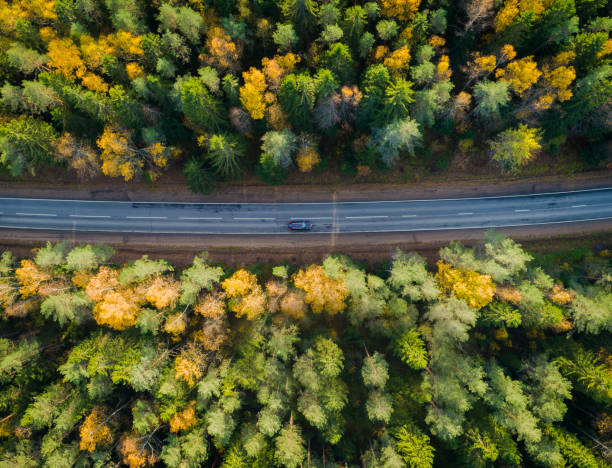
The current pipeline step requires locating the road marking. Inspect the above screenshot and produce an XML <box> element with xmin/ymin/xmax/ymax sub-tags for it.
<box><xmin>126</xmin><ymin>216</ymin><xmax>168</xmax><ymax>219</ymax></box>
<box><xmin>290</xmin><ymin>217</ymin><xmax>332</xmax><ymax>220</ymax></box>
<box><xmin>345</xmin><ymin>215</ymin><xmax>388</xmax><ymax>219</ymax></box>
<box><xmin>402</xmin><ymin>214</ymin><xmax>418</xmax><ymax>218</ymax></box>
<box><xmin>69</xmin><ymin>214</ymin><xmax>111</xmax><ymax>218</ymax></box>
<box><xmin>16</xmin><ymin>212</ymin><xmax>56</xmax><ymax>217</ymax></box>
<box><xmin>572</xmin><ymin>204</ymin><xmax>586</xmax><ymax>208</ymax></box>
<box><xmin>233</xmin><ymin>217</ymin><xmax>275</xmax><ymax>220</ymax></box>
<box><xmin>515</xmin><ymin>209</ymin><xmax>530</xmax><ymax>212</ymax></box>
<box><xmin>2</xmin><ymin>216</ymin><xmax>612</xmax><ymax>234</ymax></box>
<box><xmin>179</xmin><ymin>217</ymin><xmax>223</xmax><ymax>220</ymax></box>
<box><xmin>458</xmin><ymin>212</ymin><xmax>473</xmax><ymax>215</ymax></box>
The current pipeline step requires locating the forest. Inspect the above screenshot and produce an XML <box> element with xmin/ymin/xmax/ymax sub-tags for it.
<box><xmin>0</xmin><ymin>0</ymin><xmax>611</xmax><ymax>189</ymax></box>
<box><xmin>0</xmin><ymin>233</ymin><xmax>610</xmax><ymax>466</ymax></box>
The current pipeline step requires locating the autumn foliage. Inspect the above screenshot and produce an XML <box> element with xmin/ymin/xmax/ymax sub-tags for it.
<box><xmin>1</xmin><ymin>238</ymin><xmax>611</xmax><ymax>466</ymax></box>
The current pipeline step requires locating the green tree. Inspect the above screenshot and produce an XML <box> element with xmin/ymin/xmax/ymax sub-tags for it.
<box><xmin>388</xmin><ymin>251</ymin><xmax>439</xmax><ymax>302</ymax></box>
<box><xmin>280</xmin><ymin>0</ymin><xmax>318</xmax><ymax>38</ymax></box>
<box><xmin>489</xmin><ymin>125</ymin><xmax>542</xmax><ymax>174</ymax></box>
<box><xmin>362</xmin><ymin>352</ymin><xmax>389</xmax><ymax>388</ymax></box>
<box><xmin>274</xmin><ymin>421</ymin><xmax>306</xmax><ymax>468</ymax></box>
<box><xmin>0</xmin><ymin>116</ymin><xmax>58</xmax><ymax>176</ymax></box>
<box><xmin>377</xmin><ymin>20</ymin><xmax>399</xmax><ymax>40</ymax></box>
<box><xmin>343</xmin><ymin>6</ymin><xmax>368</xmax><ymax>48</ymax></box>
<box><xmin>183</xmin><ymin>158</ymin><xmax>214</xmax><ymax>194</ymax></box>
<box><xmin>395</xmin><ymin>425</ymin><xmax>435</xmax><ymax>468</ymax></box>
<box><xmin>320</xmin><ymin>42</ymin><xmax>357</xmax><ymax>83</ymax></box>
<box><xmin>381</xmin><ymin>78</ymin><xmax>414</xmax><ymax>125</ymax></box>
<box><xmin>158</xmin><ymin>3</ymin><xmax>204</xmax><ymax>44</ymax></box>
<box><xmin>180</xmin><ymin>254</ymin><xmax>224</xmax><ymax>305</ymax></box>
<box><xmin>279</xmin><ymin>73</ymin><xmax>317</xmax><ymax>132</ymax></box>
<box><xmin>273</xmin><ymin>24</ymin><xmax>299</xmax><ymax>52</ymax></box>
<box><xmin>371</xmin><ymin>117</ymin><xmax>423</xmax><ymax>166</ymax></box>
<box><xmin>320</xmin><ymin>24</ymin><xmax>343</xmax><ymax>44</ymax></box>
<box><xmin>394</xmin><ymin>329</ymin><xmax>428</xmax><ymax>370</ymax></box>
<box><xmin>180</xmin><ymin>77</ymin><xmax>226</xmax><ymax>133</ymax></box>
<box><xmin>260</xmin><ymin>129</ymin><xmax>297</xmax><ymax>170</ymax></box>
<box><xmin>65</xmin><ymin>245</ymin><xmax>114</xmax><ymax>271</ymax></box>
<box><xmin>205</xmin><ymin>134</ymin><xmax>245</xmax><ymax>179</ymax></box>
<box><xmin>357</xmin><ymin>64</ymin><xmax>392</xmax><ymax>129</ymax></box>
<box><xmin>473</xmin><ymin>80</ymin><xmax>511</xmax><ymax>119</ymax></box>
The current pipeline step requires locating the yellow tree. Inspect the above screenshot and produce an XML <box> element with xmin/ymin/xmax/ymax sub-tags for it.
<box><xmin>280</xmin><ymin>291</ymin><xmax>307</xmax><ymax>319</ymax></box>
<box><xmin>97</xmin><ymin>127</ymin><xmax>171</xmax><ymax>181</ymax></box>
<box><xmin>383</xmin><ymin>46</ymin><xmax>411</xmax><ymax>76</ymax></box>
<box><xmin>262</xmin><ymin>53</ymin><xmax>300</xmax><ymax>89</ymax></box>
<box><xmin>436</xmin><ymin>261</ymin><xmax>495</xmax><ymax>309</ymax></box>
<box><xmin>203</xmin><ymin>26</ymin><xmax>240</xmax><ymax>72</ymax></box>
<box><xmin>119</xmin><ymin>434</ymin><xmax>158</xmax><ymax>468</ymax></box>
<box><xmin>169</xmin><ymin>401</ymin><xmax>197</xmax><ymax>433</ymax></box>
<box><xmin>535</xmin><ymin>65</ymin><xmax>576</xmax><ymax>110</ymax></box>
<box><xmin>380</xmin><ymin>0</ymin><xmax>421</xmax><ymax>21</ymax></box>
<box><xmin>295</xmin><ymin>141</ymin><xmax>320</xmax><ymax>173</ymax></box>
<box><xmin>293</xmin><ymin>265</ymin><xmax>348</xmax><ymax>315</ymax></box>
<box><xmin>108</xmin><ymin>31</ymin><xmax>145</xmax><ymax>59</ymax></box>
<box><xmin>92</xmin><ymin>289</ymin><xmax>140</xmax><ymax>330</ymax></box>
<box><xmin>81</xmin><ymin>73</ymin><xmax>109</xmax><ymax>93</ymax></box>
<box><xmin>85</xmin><ymin>266</ymin><xmax>119</xmax><ymax>301</ymax></box>
<box><xmin>163</xmin><ymin>312</ymin><xmax>188</xmax><ymax>336</ymax></box>
<box><xmin>437</xmin><ymin>55</ymin><xmax>452</xmax><ymax>81</ymax></box>
<box><xmin>145</xmin><ymin>277</ymin><xmax>180</xmax><ymax>309</ymax></box>
<box><xmin>47</xmin><ymin>38</ymin><xmax>86</xmax><ymax>81</ymax></box>
<box><xmin>495</xmin><ymin>0</ymin><xmax>548</xmax><ymax>32</ymax></box>
<box><xmin>194</xmin><ymin>293</ymin><xmax>226</xmax><ymax>320</ymax></box>
<box><xmin>240</xmin><ymin>67</ymin><xmax>267</xmax><ymax>119</ymax></box>
<box><xmin>221</xmin><ymin>269</ymin><xmax>266</xmax><ymax>319</ymax></box>
<box><xmin>222</xmin><ymin>269</ymin><xmax>258</xmax><ymax>296</ymax></box>
<box><xmin>174</xmin><ymin>344</ymin><xmax>204</xmax><ymax>387</ymax></box>
<box><xmin>55</xmin><ymin>133</ymin><xmax>101</xmax><ymax>179</ymax></box>
<box><xmin>79</xmin><ymin>34</ymin><xmax>115</xmax><ymax>70</ymax></box>
<box><xmin>497</xmin><ymin>56</ymin><xmax>542</xmax><ymax>96</ymax></box>
<box><xmin>15</xmin><ymin>259</ymin><xmax>50</xmax><ymax>297</ymax></box>
<box><xmin>79</xmin><ymin>407</ymin><xmax>112</xmax><ymax>452</ymax></box>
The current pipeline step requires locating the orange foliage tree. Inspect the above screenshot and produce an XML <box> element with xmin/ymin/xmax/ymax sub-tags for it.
<box><xmin>293</xmin><ymin>265</ymin><xmax>348</xmax><ymax>314</ymax></box>
<box><xmin>79</xmin><ymin>407</ymin><xmax>112</xmax><ymax>452</ymax></box>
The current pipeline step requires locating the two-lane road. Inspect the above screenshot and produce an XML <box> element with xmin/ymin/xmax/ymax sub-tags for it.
<box><xmin>1</xmin><ymin>187</ymin><xmax>612</xmax><ymax>234</ymax></box>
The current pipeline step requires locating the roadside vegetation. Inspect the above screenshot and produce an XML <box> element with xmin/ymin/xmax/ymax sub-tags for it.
<box><xmin>0</xmin><ymin>0</ymin><xmax>611</xmax><ymax>191</ymax></box>
<box><xmin>0</xmin><ymin>233</ymin><xmax>610</xmax><ymax>466</ymax></box>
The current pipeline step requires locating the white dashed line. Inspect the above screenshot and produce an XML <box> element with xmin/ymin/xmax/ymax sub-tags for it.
<box><xmin>515</xmin><ymin>209</ymin><xmax>530</xmax><ymax>212</ymax></box>
<box><xmin>345</xmin><ymin>215</ymin><xmax>389</xmax><ymax>219</ymax></box>
<box><xmin>126</xmin><ymin>216</ymin><xmax>168</xmax><ymax>219</ymax></box>
<box><xmin>233</xmin><ymin>217</ymin><xmax>275</xmax><ymax>220</ymax></box>
<box><xmin>458</xmin><ymin>212</ymin><xmax>473</xmax><ymax>216</ymax></box>
<box><xmin>16</xmin><ymin>212</ymin><xmax>56</xmax><ymax>217</ymax></box>
<box><xmin>69</xmin><ymin>214</ymin><xmax>111</xmax><ymax>218</ymax></box>
<box><xmin>572</xmin><ymin>204</ymin><xmax>587</xmax><ymax>208</ymax></box>
<box><xmin>402</xmin><ymin>214</ymin><xmax>418</xmax><ymax>218</ymax></box>
<box><xmin>179</xmin><ymin>217</ymin><xmax>223</xmax><ymax>220</ymax></box>
<box><xmin>290</xmin><ymin>217</ymin><xmax>332</xmax><ymax>220</ymax></box>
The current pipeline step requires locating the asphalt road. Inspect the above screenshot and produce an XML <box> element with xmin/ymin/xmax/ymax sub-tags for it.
<box><xmin>0</xmin><ymin>188</ymin><xmax>611</xmax><ymax>235</ymax></box>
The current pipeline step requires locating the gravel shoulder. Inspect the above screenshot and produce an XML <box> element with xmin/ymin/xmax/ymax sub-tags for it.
<box><xmin>1</xmin><ymin>170</ymin><xmax>610</xmax><ymax>203</ymax></box>
<box><xmin>1</xmin><ymin>219</ymin><xmax>610</xmax><ymax>266</ymax></box>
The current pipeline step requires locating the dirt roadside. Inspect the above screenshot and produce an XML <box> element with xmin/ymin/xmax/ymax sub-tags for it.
<box><xmin>1</xmin><ymin>170</ymin><xmax>610</xmax><ymax>203</ymax></box>
<box><xmin>1</xmin><ymin>220</ymin><xmax>610</xmax><ymax>266</ymax></box>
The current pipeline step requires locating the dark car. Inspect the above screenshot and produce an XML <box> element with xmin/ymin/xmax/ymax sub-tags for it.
<box><xmin>288</xmin><ymin>220</ymin><xmax>313</xmax><ymax>231</ymax></box>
